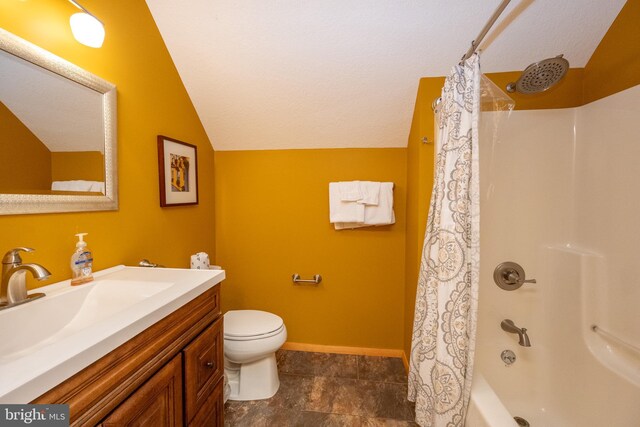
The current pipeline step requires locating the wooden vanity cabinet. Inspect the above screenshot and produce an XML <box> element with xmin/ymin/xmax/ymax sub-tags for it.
<box><xmin>34</xmin><ymin>286</ymin><xmax>224</xmax><ymax>427</ymax></box>
<box><xmin>183</xmin><ymin>319</ymin><xmax>224</xmax><ymax>424</ymax></box>
<box><xmin>188</xmin><ymin>380</ymin><xmax>224</xmax><ymax>427</ymax></box>
<box><xmin>100</xmin><ymin>353</ymin><xmax>184</xmax><ymax>427</ymax></box>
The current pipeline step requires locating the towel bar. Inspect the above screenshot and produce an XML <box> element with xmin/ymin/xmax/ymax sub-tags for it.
<box><xmin>292</xmin><ymin>273</ymin><xmax>322</xmax><ymax>285</ymax></box>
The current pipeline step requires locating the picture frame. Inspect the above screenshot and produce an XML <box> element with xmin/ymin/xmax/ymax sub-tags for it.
<box><xmin>157</xmin><ymin>135</ymin><xmax>199</xmax><ymax>207</ymax></box>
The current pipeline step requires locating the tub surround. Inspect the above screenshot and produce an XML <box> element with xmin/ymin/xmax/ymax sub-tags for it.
<box><xmin>476</xmin><ymin>85</ymin><xmax>640</xmax><ymax>425</ymax></box>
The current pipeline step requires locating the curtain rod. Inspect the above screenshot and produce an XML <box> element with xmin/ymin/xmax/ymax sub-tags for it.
<box><xmin>460</xmin><ymin>0</ymin><xmax>512</xmax><ymax>63</ymax></box>
<box><xmin>432</xmin><ymin>0</ymin><xmax>512</xmax><ymax>112</ymax></box>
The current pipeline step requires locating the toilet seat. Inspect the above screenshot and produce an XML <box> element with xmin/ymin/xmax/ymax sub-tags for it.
<box><xmin>225</xmin><ymin>324</ymin><xmax>285</xmax><ymax>341</ymax></box>
<box><xmin>224</xmin><ymin>310</ymin><xmax>284</xmax><ymax>341</ymax></box>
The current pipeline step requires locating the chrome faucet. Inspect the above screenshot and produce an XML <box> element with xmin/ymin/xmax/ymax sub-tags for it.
<box><xmin>501</xmin><ymin>319</ymin><xmax>531</xmax><ymax>347</ymax></box>
<box><xmin>1</xmin><ymin>247</ymin><xmax>51</xmax><ymax>309</ymax></box>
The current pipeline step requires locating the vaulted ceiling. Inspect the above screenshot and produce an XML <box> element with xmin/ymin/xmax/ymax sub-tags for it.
<box><xmin>146</xmin><ymin>0</ymin><xmax>626</xmax><ymax>151</ymax></box>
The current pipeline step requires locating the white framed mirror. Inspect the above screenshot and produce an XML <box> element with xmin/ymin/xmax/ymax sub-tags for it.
<box><xmin>0</xmin><ymin>27</ymin><xmax>117</xmax><ymax>215</ymax></box>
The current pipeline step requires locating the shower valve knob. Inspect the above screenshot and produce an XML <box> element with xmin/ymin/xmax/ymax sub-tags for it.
<box><xmin>494</xmin><ymin>262</ymin><xmax>536</xmax><ymax>291</ymax></box>
<box><xmin>506</xmin><ymin>272</ymin><xmax>536</xmax><ymax>285</ymax></box>
<box><xmin>501</xmin><ymin>350</ymin><xmax>516</xmax><ymax>366</ymax></box>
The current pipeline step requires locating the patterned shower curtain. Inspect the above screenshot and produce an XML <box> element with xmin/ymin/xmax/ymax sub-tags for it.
<box><xmin>408</xmin><ymin>54</ymin><xmax>481</xmax><ymax>427</ymax></box>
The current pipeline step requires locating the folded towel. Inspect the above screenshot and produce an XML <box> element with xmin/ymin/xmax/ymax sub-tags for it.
<box><xmin>334</xmin><ymin>210</ymin><xmax>396</xmax><ymax>230</ymax></box>
<box><xmin>364</xmin><ymin>182</ymin><xmax>393</xmax><ymax>224</ymax></box>
<box><xmin>333</xmin><ymin>182</ymin><xmax>394</xmax><ymax>229</ymax></box>
<box><xmin>356</xmin><ymin>181</ymin><xmax>381</xmax><ymax>205</ymax></box>
<box><xmin>52</xmin><ymin>180</ymin><xmax>105</xmax><ymax>193</ymax></box>
<box><xmin>329</xmin><ymin>182</ymin><xmax>365</xmax><ymax>223</ymax></box>
<box><xmin>337</xmin><ymin>181</ymin><xmax>362</xmax><ymax>202</ymax></box>
<box><xmin>88</xmin><ymin>181</ymin><xmax>105</xmax><ymax>193</ymax></box>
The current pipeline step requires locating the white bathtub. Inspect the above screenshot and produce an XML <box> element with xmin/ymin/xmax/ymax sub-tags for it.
<box><xmin>466</xmin><ymin>374</ymin><xmax>518</xmax><ymax>427</ymax></box>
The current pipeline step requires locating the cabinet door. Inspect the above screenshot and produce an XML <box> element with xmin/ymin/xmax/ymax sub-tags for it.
<box><xmin>101</xmin><ymin>353</ymin><xmax>183</xmax><ymax>427</ymax></box>
<box><xmin>188</xmin><ymin>378</ymin><xmax>223</xmax><ymax>427</ymax></box>
<box><xmin>183</xmin><ymin>317</ymin><xmax>223</xmax><ymax>423</ymax></box>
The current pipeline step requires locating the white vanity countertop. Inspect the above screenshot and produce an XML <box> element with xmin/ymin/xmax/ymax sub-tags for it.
<box><xmin>0</xmin><ymin>265</ymin><xmax>225</xmax><ymax>403</ymax></box>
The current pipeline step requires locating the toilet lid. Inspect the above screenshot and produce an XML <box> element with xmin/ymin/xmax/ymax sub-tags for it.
<box><xmin>224</xmin><ymin>310</ymin><xmax>284</xmax><ymax>338</ymax></box>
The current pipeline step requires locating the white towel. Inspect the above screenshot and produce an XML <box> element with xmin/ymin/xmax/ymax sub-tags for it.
<box><xmin>337</xmin><ymin>181</ymin><xmax>362</xmax><ymax>202</ymax></box>
<box><xmin>335</xmin><ymin>210</ymin><xmax>396</xmax><ymax>230</ymax></box>
<box><xmin>356</xmin><ymin>181</ymin><xmax>381</xmax><ymax>205</ymax></box>
<box><xmin>329</xmin><ymin>182</ymin><xmax>365</xmax><ymax>223</ymax></box>
<box><xmin>88</xmin><ymin>181</ymin><xmax>105</xmax><ymax>193</ymax></box>
<box><xmin>334</xmin><ymin>182</ymin><xmax>394</xmax><ymax>229</ymax></box>
<box><xmin>51</xmin><ymin>180</ymin><xmax>105</xmax><ymax>192</ymax></box>
<box><xmin>364</xmin><ymin>182</ymin><xmax>393</xmax><ymax>224</ymax></box>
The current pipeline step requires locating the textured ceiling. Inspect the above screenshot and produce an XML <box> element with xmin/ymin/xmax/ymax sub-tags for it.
<box><xmin>145</xmin><ymin>0</ymin><xmax>626</xmax><ymax>151</ymax></box>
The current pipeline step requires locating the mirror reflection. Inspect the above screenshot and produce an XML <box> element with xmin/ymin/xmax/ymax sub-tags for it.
<box><xmin>0</xmin><ymin>27</ymin><xmax>117</xmax><ymax>215</ymax></box>
<box><xmin>0</xmin><ymin>49</ymin><xmax>105</xmax><ymax>195</ymax></box>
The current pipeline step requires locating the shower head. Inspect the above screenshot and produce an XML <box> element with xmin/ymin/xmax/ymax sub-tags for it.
<box><xmin>506</xmin><ymin>55</ymin><xmax>569</xmax><ymax>94</ymax></box>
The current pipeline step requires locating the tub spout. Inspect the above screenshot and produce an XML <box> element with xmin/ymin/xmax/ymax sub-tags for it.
<box><xmin>518</xmin><ymin>328</ymin><xmax>531</xmax><ymax>347</ymax></box>
<box><xmin>501</xmin><ymin>319</ymin><xmax>531</xmax><ymax>347</ymax></box>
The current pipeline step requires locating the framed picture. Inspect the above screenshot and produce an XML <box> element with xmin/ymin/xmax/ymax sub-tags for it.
<box><xmin>157</xmin><ymin>135</ymin><xmax>199</xmax><ymax>207</ymax></box>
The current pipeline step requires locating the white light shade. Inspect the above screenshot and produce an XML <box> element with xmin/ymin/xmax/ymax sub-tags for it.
<box><xmin>70</xmin><ymin>12</ymin><xmax>105</xmax><ymax>48</ymax></box>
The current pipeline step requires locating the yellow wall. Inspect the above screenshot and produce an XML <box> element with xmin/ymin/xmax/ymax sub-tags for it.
<box><xmin>0</xmin><ymin>0</ymin><xmax>214</xmax><ymax>288</ymax></box>
<box><xmin>583</xmin><ymin>0</ymin><xmax>640</xmax><ymax>103</ymax></box>
<box><xmin>51</xmin><ymin>151</ymin><xmax>105</xmax><ymax>182</ymax></box>
<box><xmin>403</xmin><ymin>77</ymin><xmax>443</xmax><ymax>357</ymax></box>
<box><xmin>0</xmin><ymin>101</ymin><xmax>51</xmax><ymax>192</ymax></box>
<box><xmin>486</xmin><ymin>69</ymin><xmax>584</xmax><ymax>110</ymax></box>
<box><xmin>215</xmin><ymin>149</ymin><xmax>406</xmax><ymax>349</ymax></box>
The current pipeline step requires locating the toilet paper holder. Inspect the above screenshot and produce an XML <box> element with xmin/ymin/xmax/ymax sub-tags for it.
<box><xmin>292</xmin><ymin>273</ymin><xmax>322</xmax><ymax>285</ymax></box>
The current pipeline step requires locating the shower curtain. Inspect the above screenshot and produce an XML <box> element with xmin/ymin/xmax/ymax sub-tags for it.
<box><xmin>408</xmin><ymin>54</ymin><xmax>480</xmax><ymax>427</ymax></box>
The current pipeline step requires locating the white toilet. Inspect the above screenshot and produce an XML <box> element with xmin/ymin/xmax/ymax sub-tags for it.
<box><xmin>223</xmin><ymin>310</ymin><xmax>287</xmax><ymax>401</ymax></box>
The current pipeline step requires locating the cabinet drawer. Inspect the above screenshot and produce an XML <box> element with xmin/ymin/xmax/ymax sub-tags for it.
<box><xmin>101</xmin><ymin>353</ymin><xmax>183</xmax><ymax>427</ymax></box>
<box><xmin>188</xmin><ymin>377</ymin><xmax>224</xmax><ymax>427</ymax></box>
<box><xmin>183</xmin><ymin>317</ymin><xmax>223</xmax><ymax>423</ymax></box>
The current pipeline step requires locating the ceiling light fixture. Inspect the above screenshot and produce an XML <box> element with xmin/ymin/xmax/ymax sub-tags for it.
<box><xmin>68</xmin><ymin>0</ymin><xmax>104</xmax><ymax>48</ymax></box>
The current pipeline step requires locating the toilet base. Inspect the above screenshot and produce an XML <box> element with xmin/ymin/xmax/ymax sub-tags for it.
<box><xmin>225</xmin><ymin>354</ymin><xmax>280</xmax><ymax>401</ymax></box>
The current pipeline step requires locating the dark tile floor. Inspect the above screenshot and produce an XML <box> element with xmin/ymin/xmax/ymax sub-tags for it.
<box><xmin>224</xmin><ymin>350</ymin><xmax>417</xmax><ymax>426</ymax></box>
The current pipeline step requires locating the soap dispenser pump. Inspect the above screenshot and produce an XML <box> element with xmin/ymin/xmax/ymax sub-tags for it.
<box><xmin>70</xmin><ymin>232</ymin><xmax>94</xmax><ymax>286</ymax></box>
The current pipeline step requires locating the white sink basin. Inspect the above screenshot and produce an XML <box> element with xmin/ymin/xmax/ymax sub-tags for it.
<box><xmin>0</xmin><ymin>265</ymin><xmax>225</xmax><ymax>403</ymax></box>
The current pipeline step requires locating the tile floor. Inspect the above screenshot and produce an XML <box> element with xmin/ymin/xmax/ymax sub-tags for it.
<box><xmin>224</xmin><ymin>350</ymin><xmax>417</xmax><ymax>426</ymax></box>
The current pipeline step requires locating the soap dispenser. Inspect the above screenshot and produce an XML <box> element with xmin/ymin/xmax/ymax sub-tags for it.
<box><xmin>71</xmin><ymin>232</ymin><xmax>94</xmax><ymax>285</ymax></box>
